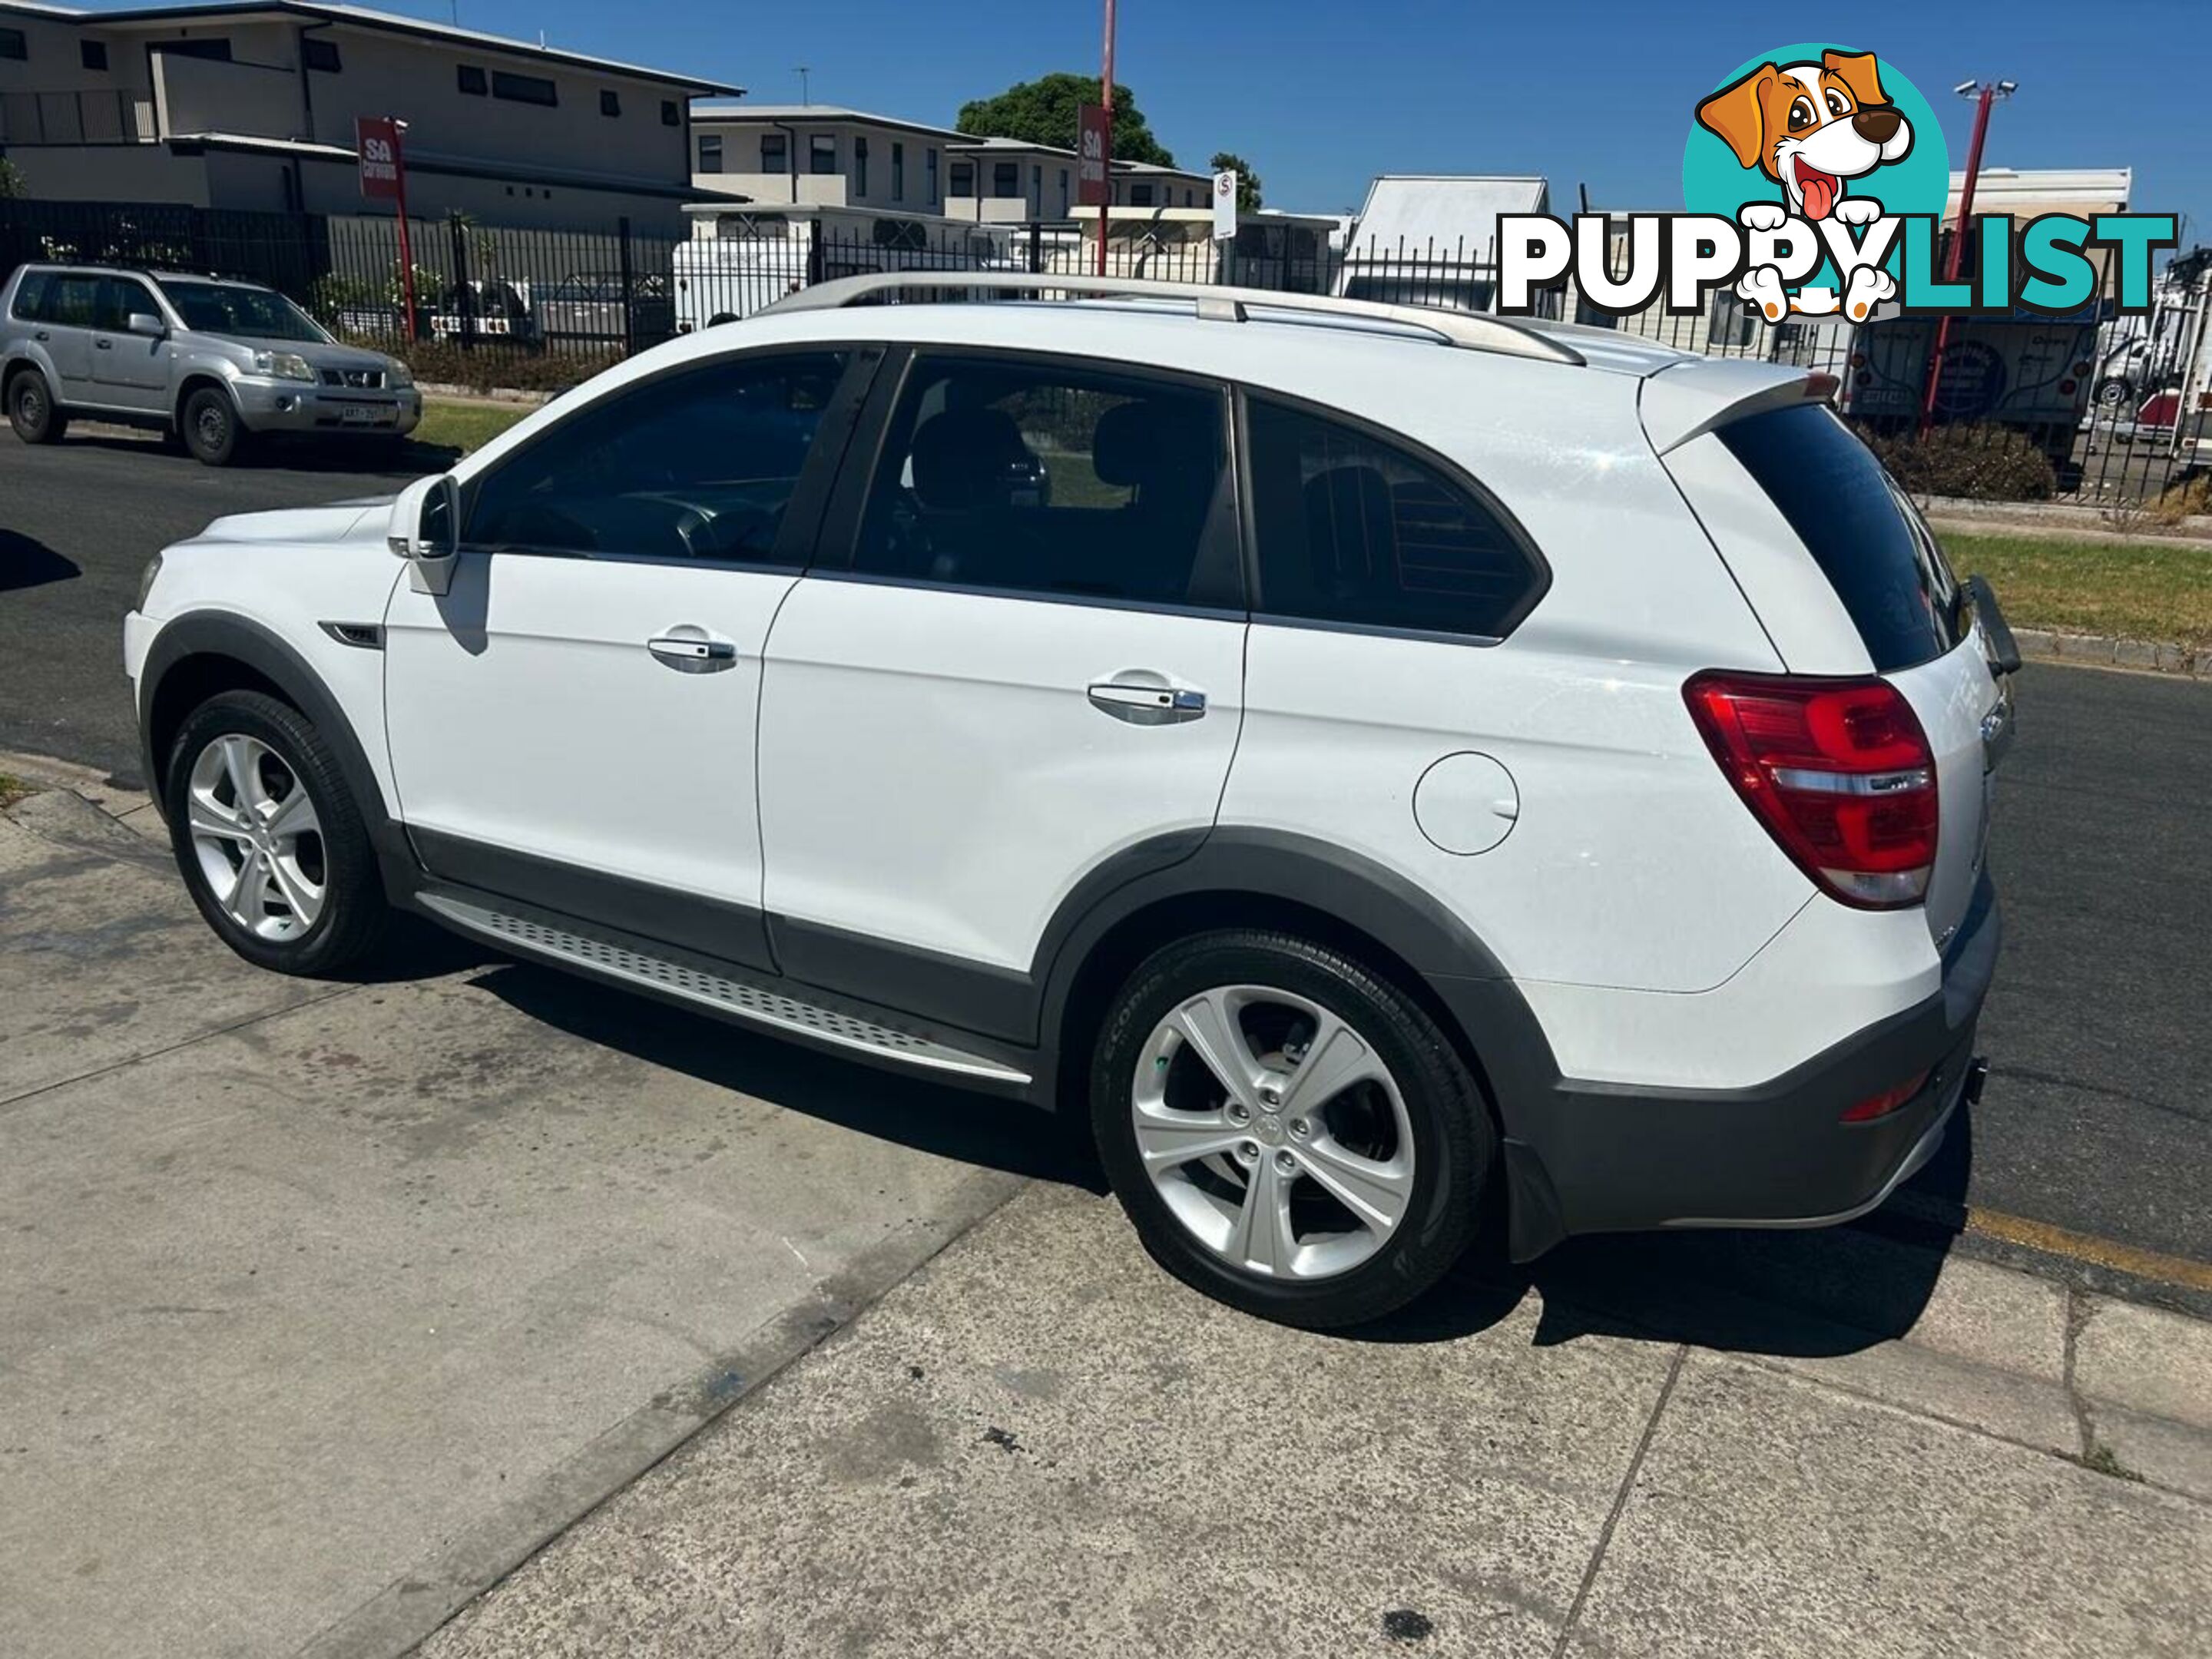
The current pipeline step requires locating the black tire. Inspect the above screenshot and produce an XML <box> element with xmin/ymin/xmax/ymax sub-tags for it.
<box><xmin>180</xmin><ymin>385</ymin><xmax>245</xmax><ymax>466</ymax></box>
<box><xmin>1091</xmin><ymin>929</ymin><xmax>1495</xmax><ymax>1330</ymax></box>
<box><xmin>2094</xmin><ymin>376</ymin><xmax>2133</xmax><ymax>410</ymax></box>
<box><xmin>163</xmin><ymin>690</ymin><xmax>387</xmax><ymax>975</ymax></box>
<box><xmin>7</xmin><ymin>368</ymin><xmax>66</xmax><ymax>445</ymax></box>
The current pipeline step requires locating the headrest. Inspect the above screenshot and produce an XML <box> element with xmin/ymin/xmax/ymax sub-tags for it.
<box><xmin>1095</xmin><ymin>399</ymin><xmax>1218</xmax><ymax>488</ymax></box>
<box><xmin>909</xmin><ymin>407</ymin><xmax>1029</xmax><ymax>511</ymax></box>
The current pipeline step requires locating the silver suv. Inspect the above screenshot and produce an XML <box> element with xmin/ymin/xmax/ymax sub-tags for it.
<box><xmin>2</xmin><ymin>264</ymin><xmax>421</xmax><ymax>465</ymax></box>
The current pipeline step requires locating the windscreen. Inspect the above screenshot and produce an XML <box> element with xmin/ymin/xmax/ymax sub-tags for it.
<box><xmin>1718</xmin><ymin>404</ymin><xmax>1964</xmax><ymax>672</ymax></box>
<box><xmin>158</xmin><ymin>280</ymin><xmax>331</xmax><ymax>343</ymax></box>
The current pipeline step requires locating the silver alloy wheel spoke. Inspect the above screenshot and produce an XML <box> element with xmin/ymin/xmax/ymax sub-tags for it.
<box><xmin>1171</xmin><ymin>988</ymin><xmax>1267</xmax><ymax>1114</ymax></box>
<box><xmin>1224</xmin><ymin>1151</ymin><xmax>1300</xmax><ymax>1276</ymax></box>
<box><xmin>1131</xmin><ymin>1102</ymin><xmax>1248</xmax><ymax>1171</ymax></box>
<box><xmin>187</xmin><ymin>733</ymin><xmax>325</xmax><ymax>941</ymax></box>
<box><xmin>227</xmin><ymin>844</ymin><xmax>270</xmax><ymax>929</ymax></box>
<box><xmin>262</xmin><ymin>782</ymin><xmax>317</xmax><ymax>840</ymax></box>
<box><xmin>1293</xmin><ymin>1134</ymin><xmax>1412</xmax><ymax>1232</ymax></box>
<box><xmin>187</xmin><ymin>790</ymin><xmax>247</xmax><ymax>843</ymax></box>
<box><xmin>1276</xmin><ymin>1009</ymin><xmax>1384</xmax><ymax>1119</ymax></box>
<box><xmin>1131</xmin><ymin>982</ymin><xmax>1417</xmax><ymax>1283</ymax></box>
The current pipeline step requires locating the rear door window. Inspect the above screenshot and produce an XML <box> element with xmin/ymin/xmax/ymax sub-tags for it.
<box><xmin>1244</xmin><ymin>396</ymin><xmax>1545</xmax><ymax>639</ymax></box>
<box><xmin>849</xmin><ymin>352</ymin><xmax>1236</xmax><ymax>608</ymax></box>
<box><xmin>41</xmin><ymin>273</ymin><xmax>101</xmax><ymax>329</ymax></box>
<box><xmin>1717</xmin><ymin>404</ymin><xmax>1963</xmax><ymax>672</ymax></box>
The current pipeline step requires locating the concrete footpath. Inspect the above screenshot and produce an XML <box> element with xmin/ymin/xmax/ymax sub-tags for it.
<box><xmin>3</xmin><ymin>760</ymin><xmax>2210</xmax><ymax>1658</ymax></box>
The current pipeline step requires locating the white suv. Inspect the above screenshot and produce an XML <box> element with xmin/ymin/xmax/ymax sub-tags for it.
<box><xmin>124</xmin><ymin>274</ymin><xmax>2014</xmax><ymax>1329</ymax></box>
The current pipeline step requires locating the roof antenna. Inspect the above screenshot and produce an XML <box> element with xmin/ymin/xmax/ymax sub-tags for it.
<box><xmin>794</xmin><ymin>65</ymin><xmax>811</xmax><ymax>104</ymax></box>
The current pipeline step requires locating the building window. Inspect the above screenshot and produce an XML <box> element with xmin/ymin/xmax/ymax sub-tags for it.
<box><xmin>992</xmin><ymin>160</ymin><xmax>1018</xmax><ymax>198</ymax></box>
<box><xmin>159</xmin><ymin>38</ymin><xmax>232</xmax><ymax>61</ymax></box>
<box><xmin>492</xmin><ymin>70</ymin><xmax>558</xmax><ymax>107</ymax></box>
<box><xmin>809</xmin><ymin>134</ymin><xmax>836</xmax><ymax>174</ymax></box>
<box><xmin>301</xmin><ymin>37</ymin><xmax>341</xmax><ymax>72</ymax></box>
<box><xmin>0</xmin><ymin>27</ymin><xmax>25</xmax><ymax>61</ymax></box>
<box><xmin>926</xmin><ymin>147</ymin><xmax>938</xmax><ymax>204</ymax></box>
<box><xmin>697</xmin><ymin>134</ymin><xmax>723</xmax><ymax>173</ymax></box>
<box><xmin>854</xmin><ymin>135</ymin><xmax>868</xmax><ymax>195</ymax></box>
<box><xmin>661</xmin><ymin>99</ymin><xmax>679</xmax><ymax>127</ymax></box>
<box><xmin>891</xmin><ymin>141</ymin><xmax>904</xmax><ymax>203</ymax></box>
<box><xmin>81</xmin><ymin>39</ymin><xmax>109</xmax><ymax>71</ymax></box>
<box><xmin>1058</xmin><ymin>168</ymin><xmax>1069</xmax><ymax>216</ymax></box>
<box><xmin>1129</xmin><ymin>183</ymin><xmax>1154</xmax><ymax>206</ymax></box>
<box><xmin>1031</xmin><ymin>164</ymin><xmax>1041</xmax><ymax>209</ymax></box>
<box><xmin>761</xmin><ymin>131</ymin><xmax>787</xmax><ymax>173</ymax></box>
<box><xmin>949</xmin><ymin>159</ymin><xmax>973</xmax><ymax>197</ymax></box>
<box><xmin>599</xmin><ymin>89</ymin><xmax>621</xmax><ymax>117</ymax></box>
<box><xmin>457</xmin><ymin>64</ymin><xmax>488</xmax><ymax>95</ymax></box>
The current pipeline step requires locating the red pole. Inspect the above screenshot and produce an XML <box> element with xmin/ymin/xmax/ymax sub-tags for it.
<box><xmin>1096</xmin><ymin>0</ymin><xmax>1117</xmax><ymax>276</ymax></box>
<box><xmin>1919</xmin><ymin>84</ymin><xmax>1995</xmax><ymax>435</ymax></box>
<box><xmin>392</xmin><ymin>122</ymin><xmax>418</xmax><ymax>345</ymax></box>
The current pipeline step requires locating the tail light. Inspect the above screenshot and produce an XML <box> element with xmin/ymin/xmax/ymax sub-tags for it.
<box><xmin>1684</xmin><ymin>672</ymin><xmax>1939</xmax><ymax>909</ymax></box>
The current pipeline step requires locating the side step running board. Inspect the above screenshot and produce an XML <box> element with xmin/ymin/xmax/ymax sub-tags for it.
<box><xmin>419</xmin><ymin>892</ymin><xmax>1032</xmax><ymax>1088</ymax></box>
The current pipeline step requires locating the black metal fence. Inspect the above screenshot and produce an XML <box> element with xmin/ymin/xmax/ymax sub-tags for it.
<box><xmin>4</xmin><ymin>197</ymin><xmax>2204</xmax><ymax>509</ymax></box>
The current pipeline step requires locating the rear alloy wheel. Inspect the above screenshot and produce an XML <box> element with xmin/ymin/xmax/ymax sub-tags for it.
<box><xmin>181</xmin><ymin>386</ymin><xmax>244</xmax><ymax>466</ymax></box>
<box><xmin>1092</xmin><ymin>930</ymin><xmax>1494</xmax><ymax>1328</ymax></box>
<box><xmin>8</xmin><ymin>369</ymin><xmax>66</xmax><ymax>444</ymax></box>
<box><xmin>165</xmin><ymin>691</ymin><xmax>386</xmax><ymax>974</ymax></box>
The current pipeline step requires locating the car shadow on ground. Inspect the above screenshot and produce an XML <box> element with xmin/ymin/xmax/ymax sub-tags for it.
<box><xmin>0</xmin><ymin>531</ymin><xmax>79</xmax><ymax>593</ymax></box>
<box><xmin>450</xmin><ymin>949</ymin><xmax>1968</xmax><ymax>1359</ymax></box>
<box><xmin>470</xmin><ymin>959</ymin><xmax>1108</xmax><ymax>1190</ymax></box>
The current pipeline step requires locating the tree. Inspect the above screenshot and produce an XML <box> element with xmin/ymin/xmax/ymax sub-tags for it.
<box><xmin>1210</xmin><ymin>152</ymin><xmax>1263</xmax><ymax>213</ymax></box>
<box><xmin>957</xmin><ymin>74</ymin><xmax>1176</xmax><ymax>168</ymax></box>
<box><xmin>0</xmin><ymin>157</ymin><xmax>27</xmax><ymax>200</ymax></box>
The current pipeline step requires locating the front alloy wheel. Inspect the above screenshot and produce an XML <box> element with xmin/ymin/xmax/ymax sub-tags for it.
<box><xmin>185</xmin><ymin>733</ymin><xmax>327</xmax><ymax>939</ymax></box>
<box><xmin>164</xmin><ymin>690</ymin><xmax>386</xmax><ymax>974</ymax></box>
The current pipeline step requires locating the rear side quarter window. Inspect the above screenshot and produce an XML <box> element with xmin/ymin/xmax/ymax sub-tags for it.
<box><xmin>1716</xmin><ymin>404</ymin><xmax>1963</xmax><ymax>672</ymax></box>
<box><xmin>11</xmin><ymin>271</ymin><xmax>51</xmax><ymax>322</ymax></box>
<box><xmin>1243</xmin><ymin>396</ymin><xmax>1547</xmax><ymax>641</ymax></box>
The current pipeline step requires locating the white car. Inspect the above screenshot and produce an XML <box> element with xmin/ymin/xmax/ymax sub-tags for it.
<box><xmin>124</xmin><ymin>273</ymin><xmax>2015</xmax><ymax>1329</ymax></box>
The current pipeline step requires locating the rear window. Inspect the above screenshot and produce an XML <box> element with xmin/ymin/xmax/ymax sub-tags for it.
<box><xmin>1718</xmin><ymin>404</ymin><xmax>1962</xmax><ymax>672</ymax></box>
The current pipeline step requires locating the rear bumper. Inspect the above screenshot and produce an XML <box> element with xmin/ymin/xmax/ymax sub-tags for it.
<box><xmin>1441</xmin><ymin>873</ymin><xmax>2000</xmax><ymax>1260</ymax></box>
<box><xmin>231</xmin><ymin>378</ymin><xmax>421</xmax><ymax>436</ymax></box>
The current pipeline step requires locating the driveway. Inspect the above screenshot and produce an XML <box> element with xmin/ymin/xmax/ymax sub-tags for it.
<box><xmin>5</xmin><ymin>778</ymin><xmax>2210</xmax><ymax>1659</ymax></box>
<box><xmin>0</xmin><ymin>786</ymin><xmax>1049</xmax><ymax>1657</ymax></box>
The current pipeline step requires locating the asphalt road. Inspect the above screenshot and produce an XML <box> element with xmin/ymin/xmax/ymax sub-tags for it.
<box><xmin>2</xmin><ymin>431</ymin><xmax>2207</xmax><ymax>1280</ymax></box>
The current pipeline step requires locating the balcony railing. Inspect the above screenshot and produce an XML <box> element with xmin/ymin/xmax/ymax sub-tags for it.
<box><xmin>0</xmin><ymin>89</ymin><xmax>157</xmax><ymax>147</ymax></box>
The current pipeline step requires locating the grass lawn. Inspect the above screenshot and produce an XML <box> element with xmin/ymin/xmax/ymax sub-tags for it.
<box><xmin>1939</xmin><ymin>531</ymin><xmax>2212</xmax><ymax>647</ymax></box>
<box><xmin>413</xmin><ymin>398</ymin><xmax>532</xmax><ymax>457</ymax></box>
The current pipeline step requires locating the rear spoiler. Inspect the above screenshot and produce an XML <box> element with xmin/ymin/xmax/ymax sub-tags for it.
<box><xmin>1641</xmin><ymin>358</ymin><xmax>1839</xmax><ymax>455</ymax></box>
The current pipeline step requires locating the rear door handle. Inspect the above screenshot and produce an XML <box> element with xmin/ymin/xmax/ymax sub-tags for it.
<box><xmin>647</xmin><ymin>628</ymin><xmax>738</xmax><ymax>673</ymax></box>
<box><xmin>1087</xmin><ymin>680</ymin><xmax>1206</xmax><ymax>724</ymax></box>
<box><xmin>94</xmin><ymin>337</ymin><xmax>113</xmax><ymax>349</ymax></box>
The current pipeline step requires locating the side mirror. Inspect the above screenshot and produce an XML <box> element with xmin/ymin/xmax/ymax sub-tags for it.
<box><xmin>127</xmin><ymin>312</ymin><xmax>167</xmax><ymax>339</ymax></box>
<box><xmin>387</xmin><ymin>473</ymin><xmax>459</xmax><ymax>595</ymax></box>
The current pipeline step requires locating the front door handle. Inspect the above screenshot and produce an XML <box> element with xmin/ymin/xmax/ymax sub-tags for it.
<box><xmin>1087</xmin><ymin>679</ymin><xmax>1206</xmax><ymax>725</ymax></box>
<box><xmin>94</xmin><ymin>337</ymin><xmax>113</xmax><ymax>349</ymax></box>
<box><xmin>647</xmin><ymin>627</ymin><xmax>738</xmax><ymax>673</ymax></box>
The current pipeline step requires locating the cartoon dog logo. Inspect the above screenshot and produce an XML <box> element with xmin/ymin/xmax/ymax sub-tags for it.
<box><xmin>1696</xmin><ymin>49</ymin><xmax>1914</xmax><ymax>320</ymax></box>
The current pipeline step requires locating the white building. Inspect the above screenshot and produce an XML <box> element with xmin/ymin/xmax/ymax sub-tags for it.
<box><xmin>0</xmin><ymin>0</ymin><xmax>736</xmax><ymax>229</ymax></box>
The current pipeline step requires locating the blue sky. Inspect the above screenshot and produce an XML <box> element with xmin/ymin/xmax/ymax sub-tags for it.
<box><xmin>103</xmin><ymin>0</ymin><xmax>2212</xmax><ymax>241</ymax></box>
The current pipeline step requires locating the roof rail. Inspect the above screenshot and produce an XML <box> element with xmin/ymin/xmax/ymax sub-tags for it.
<box><xmin>762</xmin><ymin>271</ymin><xmax>1586</xmax><ymax>367</ymax></box>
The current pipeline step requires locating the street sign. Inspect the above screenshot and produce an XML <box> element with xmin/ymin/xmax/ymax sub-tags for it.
<box><xmin>1077</xmin><ymin>103</ymin><xmax>1111</xmax><ymax>207</ymax></box>
<box><xmin>356</xmin><ymin>115</ymin><xmax>404</xmax><ymax>202</ymax></box>
<box><xmin>1213</xmin><ymin>170</ymin><xmax>1239</xmax><ymax>240</ymax></box>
